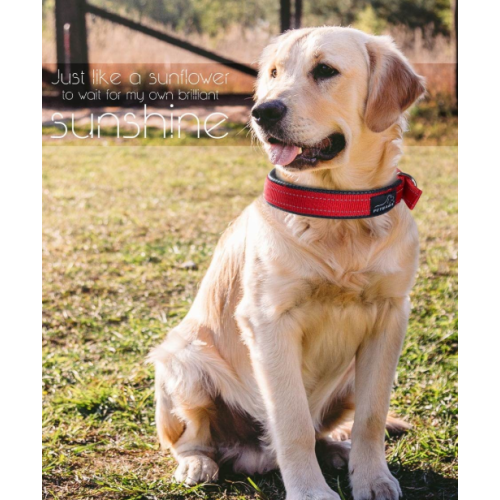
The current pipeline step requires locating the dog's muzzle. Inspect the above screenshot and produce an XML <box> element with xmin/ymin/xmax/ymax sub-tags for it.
<box><xmin>252</xmin><ymin>100</ymin><xmax>287</xmax><ymax>130</ymax></box>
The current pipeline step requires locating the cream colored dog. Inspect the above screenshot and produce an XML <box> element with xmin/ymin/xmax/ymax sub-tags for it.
<box><xmin>150</xmin><ymin>27</ymin><xmax>425</xmax><ymax>500</ymax></box>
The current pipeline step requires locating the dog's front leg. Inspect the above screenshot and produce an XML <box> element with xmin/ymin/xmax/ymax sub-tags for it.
<box><xmin>349</xmin><ymin>298</ymin><xmax>409</xmax><ymax>500</ymax></box>
<box><xmin>237</xmin><ymin>308</ymin><xmax>340</xmax><ymax>500</ymax></box>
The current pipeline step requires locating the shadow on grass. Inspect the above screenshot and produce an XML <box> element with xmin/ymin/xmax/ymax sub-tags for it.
<box><xmin>395</xmin><ymin>468</ymin><xmax>458</xmax><ymax>500</ymax></box>
<box><xmin>209</xmin><ymin>463</ymin><xmax>458</xmax><ymax>500</ymax></box>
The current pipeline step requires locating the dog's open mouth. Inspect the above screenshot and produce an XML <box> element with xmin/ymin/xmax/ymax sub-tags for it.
<box><xmin>266</xmin><ymin>133</ymin><xmax>346</xmax><ymax>169</ymax></box>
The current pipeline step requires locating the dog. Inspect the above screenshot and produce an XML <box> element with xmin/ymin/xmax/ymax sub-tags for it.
<box><xmin>149</xmin><ymin>27</ymin><xmax>425</xmax><ymax>500</ymax></box>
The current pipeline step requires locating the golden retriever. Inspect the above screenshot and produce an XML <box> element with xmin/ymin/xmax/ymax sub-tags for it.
<box><xmin>150</xmin><ymin>27</ymin><xmax>425</xmax><ymax>500</ymax></box>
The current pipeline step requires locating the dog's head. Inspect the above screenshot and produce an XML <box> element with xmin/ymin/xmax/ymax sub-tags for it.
<box><xmin>251</xmin><ymin>27</ymin><xmax>425</xmax><ymax>171</ymax></box>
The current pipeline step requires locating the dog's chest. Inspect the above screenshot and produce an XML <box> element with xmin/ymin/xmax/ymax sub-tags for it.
<box><xmin>295</xmin><ymin>272</ymin><xmax>390</xmax><ymax>393</ymax></box>
<box><xmin>294</xmin><ymin>221</ymin><xmax>398</xmax><ymax>291</ymax></box>
<box><xmin>275</xmin><ymin>222</ymin><xmax>402</xmax><ymax>377</ymax></box>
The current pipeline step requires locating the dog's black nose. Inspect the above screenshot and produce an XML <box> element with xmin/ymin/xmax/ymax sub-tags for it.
<box><xmin>252</xmin><ymin>100</ymin><xmax>287</xmax><ymax>127</ymax></box>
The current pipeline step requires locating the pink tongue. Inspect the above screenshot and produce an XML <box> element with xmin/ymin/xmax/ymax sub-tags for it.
<box><xmin>268</xmin><ymin>144</ymin><xmax>300</xmax><ymax>166</ymax></box>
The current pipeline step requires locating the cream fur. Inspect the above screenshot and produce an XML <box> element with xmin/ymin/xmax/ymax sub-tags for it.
<box><xmin>150</xmin><ymin>27</ymin><xmax>424</xmax><ymax>500</ymax></box>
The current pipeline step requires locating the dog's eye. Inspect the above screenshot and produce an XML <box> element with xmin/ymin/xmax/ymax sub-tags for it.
<box><xmin>313</xmin><ymin>64</ymin><xmax>340</xmax><ymax>80</ymax></box>
<box><xmin>270</xmin><ymin>68</ymin><xmax>277</xmax><ymax>78</ymax></box>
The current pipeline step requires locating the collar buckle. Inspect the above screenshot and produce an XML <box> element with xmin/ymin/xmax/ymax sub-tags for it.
<box><xmin>397</xmin><ymin>171</ymin><xmax>418</xmax><ymax>188</ymax></box>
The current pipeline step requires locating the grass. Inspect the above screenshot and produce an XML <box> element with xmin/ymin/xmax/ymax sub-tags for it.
<box><xmin>42</xmin><ymin>115</ymin><xmax>457</xmax><ymax>499</ymax></box>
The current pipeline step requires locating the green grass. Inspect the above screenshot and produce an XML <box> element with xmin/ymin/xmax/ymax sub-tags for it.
<box><xmin>43</xmin><ymin>125</ymin><xmax>457</xmax><ymax>498</ymax></box>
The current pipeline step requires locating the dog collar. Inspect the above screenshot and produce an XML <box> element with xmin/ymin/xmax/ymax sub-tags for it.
<box><xmin>263</xmin><ymin>168</ymin><xmax>422</xmax><ymax>219</ymax></box>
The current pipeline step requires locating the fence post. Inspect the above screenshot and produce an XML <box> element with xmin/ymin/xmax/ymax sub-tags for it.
<box><xmin>55</xmin><ymin>0</ymin><xmax>89</xmax><ymax>91</ymax></box>
<box><xmin>280</xmin><ymin>0</ymin><xmax>291</xmax><ymax>32</ymax></box>
<box><xmin>454</xmin><ymin>0</ymin><xmax>458</xmax><ymax>104</ymax></box>
<box><xmin>294</xmin><ymin>0</ymin><xmax>302</xmax><ymax>28</ymax></box>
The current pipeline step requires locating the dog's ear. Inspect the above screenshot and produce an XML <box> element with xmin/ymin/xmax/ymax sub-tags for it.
<box><xmin>365</xmin><ymin>37</ymin><xmax>425</xmax><ymax>133</ymax></box>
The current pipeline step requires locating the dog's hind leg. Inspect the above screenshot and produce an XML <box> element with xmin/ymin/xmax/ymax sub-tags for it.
<box><xmin>154</xmin><ymin>374</ymin><xmax>185</xmax><ymax>451</ymax></box>
<box><xmin>151</xmin><ymin>331</ymin><xmax>219</xmax><ymax>486</ymax></box>
<box><xmin>317</xmin><ymin>415</ymin><xmax>409</xmax><ymax>471</ymax></box>
<box><xmin>169</xmin><ymin>404</ymin><xmax>219</xmax><ymax>486</ymax></box>
<box><xmin>317</xmin><ymin>391</ymin><xmax>355</xmax><ymax>470</ymax></box>
<box><xmin>316</xmin><ymin>437</ymin><xmax>352</xmax><ymax>470</ymax></box>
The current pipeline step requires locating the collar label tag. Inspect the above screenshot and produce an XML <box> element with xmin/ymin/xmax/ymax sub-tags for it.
<box><xmin>370</xmin><ymin>189</ymin><xmax>397</xmax><ymax>216</ymax></box>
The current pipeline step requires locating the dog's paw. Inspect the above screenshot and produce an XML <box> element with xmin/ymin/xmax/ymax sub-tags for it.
<box><xmin>317</xmin><ymin>438</ymin><xmax>351</xmax><ymax>469</ymax></box>
<box><xmin>351</xmin><ymin>466</ymin><xmax>401</xmax><ymax>500</ymax></box>
<box><xmin>174</xmin><ymin>454</ymin><xmax>219</xmax><ymax>486</ymax></box>
<box><xmin>286</xmin><ymin>487</ymin><xmax>341</xmax><ymax>500</ymax></box>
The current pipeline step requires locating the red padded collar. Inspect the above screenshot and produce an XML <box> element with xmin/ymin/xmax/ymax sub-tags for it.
<box><xmin>263</xmin><ymin>169</ymin><xmax>422</xmax><ymax>219</ymax></box>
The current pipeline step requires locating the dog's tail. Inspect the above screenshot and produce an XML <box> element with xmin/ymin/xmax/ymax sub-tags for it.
<box><xmin>330</xmin><ymin>414</ymin><xmax>411</xmax><ymax>441</ymax></box>
<box><xmin>385</xmin><ymin>414</ymin><xmax>412</xmax><ymax>436</ymax></box>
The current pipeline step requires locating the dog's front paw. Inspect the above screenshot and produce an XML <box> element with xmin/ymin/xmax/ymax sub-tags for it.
<box><xmin>286</xmin><ymin>487</ymin><xmax>341</xmax><ymax>500</ymax></box>
<box><xmin>351</xmin><ymin>465</ymin><xmax>401</xmax><ymax>500</ymax></box>
<box><xmin>174</xmin><ymin>454</ymin><xmax>219</xmax><ymax>486</ymax></box>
